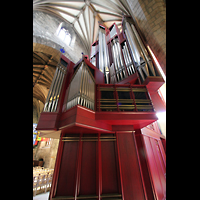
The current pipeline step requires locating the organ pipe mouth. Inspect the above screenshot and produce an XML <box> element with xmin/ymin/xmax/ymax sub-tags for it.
<box><xmin>99</xmin><ymin>25</ymin><xmax>105</xmax><ymax>30</ymax></box>
<box><xmin>140</xmin><ymin>57</ymin><xmax>145</xmax><ymax>65</ymax></box>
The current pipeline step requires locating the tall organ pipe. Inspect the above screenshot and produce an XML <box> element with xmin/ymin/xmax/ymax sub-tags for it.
<box><xmin>103</xmin><ymin>32</ymin><xmax>108</xmax><ymax>70</ymax></box>
<box><xmin>125</xmin><ymin>23</ymin><xmax>141</xmax><ymax>67</ymax></box>
<box><xmin>98</xmin><ymin>30</ymin><xmax>104</xmax><ymax>73</ymax></box>
<box><xmin>47</xmin><ymin>68</ymin><xmax>61</xmax><ymax>112</ymax></box>
<box><xmin>113</xmin><ymin>41</ymin><xmax>123</xmax><ymax>80</ymax></box>
<box><xmin>125</xmin><ymin>22</ymin><xmax>149</xmax><ymax>81</ymax></box>
<box><xmin>52</xmin><ymin>68</ymin><xmax>65</xmax><ymax>112</ymax></box>
<box><xmin>43</xmin><ymin>63</ymin><xmax>66</xmax><ymax>112</ymax></box>
<box><xmin>116</xmin><ymin>41</ymin><xmax>127</xmax><ymax>78</ymax></box>
<box><xmin>111</xmin><ymin>41</ymin><xmax>120</xmax><ymax>81</ymax></box>
<box><xmin>98</xmin><ymin>27</ymin><xmax>110</xmax><ymax>84</ymax></box>
<box><xmin>43</xmin><ymin>67</ymin><xmax>58</xmax><ymax>112</ymax></box>
<box><xmin>103</xmin><ymin>33</ymin><xmax>110</xmax><ymax>84</ymax></box>
<box><xmin>124</xmin><ymin>42</ymin><xmax>135</xmax><ymax>74</ymax></box>
<box><xmin>66</xmin><ymin>62</ymin><xmax>95</xmax><ymax>111</ymax></box>
<box><xmin>130</xmin><ymin>24</ymin><xmax>156</xmax><ymax>76</ymax></box>
<box><xmin>122</xmin><ymin>48</ymin><xmax>131</xmax><ymax>75</ymax></box>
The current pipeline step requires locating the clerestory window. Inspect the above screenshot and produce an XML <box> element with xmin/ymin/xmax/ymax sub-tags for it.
<box><xmin>56</xmin><ymin>24</ymin><xmax>71</xmax><ymax>46</ymax></box>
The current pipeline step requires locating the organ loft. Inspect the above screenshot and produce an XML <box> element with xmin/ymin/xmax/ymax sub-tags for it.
<box><xmin>34</xmin><ymin>1</ymin><xmax>166</xmax><ymax>200</ymax></box>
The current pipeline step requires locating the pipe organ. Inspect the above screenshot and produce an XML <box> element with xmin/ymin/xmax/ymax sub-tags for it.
<box><xmin>90</xmin><ymin>17</ymin><xmax>161</xmax><ymax>84</ymax></box>
<box><xmin>98</xmin><ymin>25</ymin><xmax>110</xmax><ymax>84</ymax></box>
<box><xmin>122</xmin><ymin>17</ymin><xmax>158</xmax><ymax>82</ymax></box>
<box><xmin>66</xmin><ymin>61</ymin><xmax>95</xmax><ymax>111</ymax></box>
<box><xmin>121</xmin><ymin>41</ymin><xmax>135</xmax><ymax>76</ymax></box>
<box><xmin>111</xmin><ymin>39</ymin><xmax>122</xmax><ymax>81</ymax></box>
<box><xmin>37</xmin><ymin>16</ymin><xmax>166</xmax><ymax>200</ymax></box>
<box><xmin>43</xmin><ymin>59</ymin><xmax>67</xmax><ymax>112</ymax></box>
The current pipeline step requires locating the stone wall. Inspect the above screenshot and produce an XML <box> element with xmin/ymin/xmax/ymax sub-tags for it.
<box><xmin>34</xmin><ymin>139</ymin><xmax>59</xmax><ymax>169</ymax></box>
<box><xmin>33</xmin><ymin>10</ymin><xmax>87</xmax><ymax>63</ymax></box>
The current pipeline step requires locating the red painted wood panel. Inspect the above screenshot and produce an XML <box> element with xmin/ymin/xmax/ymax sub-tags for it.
<box><xmin>160</xmin><ymin>138</ymin><xmax>166</xmax><ymax>153</ymax></box>
<box><xmin>76</xmin><ymin>106</ymin><xmax>95</xmax><ymax>119</ymax></box>
<box><xmin>157</xmin><ymin>139</ymin><xmax>166</xmax><ymax>168</ymax></box>
<box><xmin>96</xmin><ymin>134</ymin><xmax>102</xmax><ymax>197</ymax></box>
<box><xmin>149</xmin><ymin>138</ymin><xmax>166</xmax><ymax>196</ymax></box>
<box><xmin>79</xmin><ymin>141</ymin><xmax>96</xmax><ymax>195</ymax></box>
<box><xmin>101</xmin><ymin>141</ymin><xmax>119</xmax><ymax>194</ymax></box>
<box><xmin>147</xmin><ymin>90</ymin><xmax>166</xmax><ymax>113</ymax></box>
<box><xmin>37</xmin><ymin>113</ymin><xmax>58</xmax><ymax>130</ymax></box>
<box><xmin>143</xmin><ymin>136</ymin><xmax>166</xmax><ymax>200</ymax></box>
<box><xmin>112</xmin><ymin>125</ymin><xmax>134</xmax><ymax>131</ymax></box>
<box><xmin>76</xmin><ymin>114</ymin><xmax>113</xmax><ymax>132</ymax></box>
<box><xmin>117</xmin><ymin>132</ymin><xmax>145</xmax><ymax>200</ymax></box>
<box><xmin>56</xmin><ymin>141</ymin><xmax>79</xmax><ymax>196</ymax></box>
<box><xmin>135</xmin><ymin>134</ymin><xmax>155</xmax><ymax>200</ymax></box>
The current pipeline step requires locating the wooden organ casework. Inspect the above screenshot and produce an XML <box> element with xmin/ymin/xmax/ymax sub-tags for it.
<box><xmin>37</xmin><ymin>15</ymin><xmax>166</xmax><ymax>200</ymax></box>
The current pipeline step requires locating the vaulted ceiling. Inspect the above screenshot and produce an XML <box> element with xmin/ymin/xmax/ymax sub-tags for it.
<box><xmin>33</xmin><ymin>43</ymin><xmax>61</xmax><ymax>104</ymax></box>
<box><xmin>33</xmin><ymin>0</ymin><xmax>130</xmax><ymax>55</ymax></box>
<box><xmin>33</xmin><ymin>51</ymin><xmax>57</xmax><ymax>89</ymax></box>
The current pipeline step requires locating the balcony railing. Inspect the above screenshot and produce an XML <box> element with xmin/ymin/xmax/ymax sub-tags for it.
<box><xmin>96</xmin><ymin>84</ymin><xmax>154</xmax><ymax>112</ymax></box>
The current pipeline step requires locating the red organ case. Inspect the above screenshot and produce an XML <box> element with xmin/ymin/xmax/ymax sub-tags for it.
<box><xmin>37</xmin><ymin>15</ymin><xmax>166</xmax><ymax>200</ymax></box>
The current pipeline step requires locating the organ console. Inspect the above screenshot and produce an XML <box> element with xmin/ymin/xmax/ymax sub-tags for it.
<box><xmin>36</xmin><ymin>15</ymin><xmax>166</xmax><ymax>200</ymax></box>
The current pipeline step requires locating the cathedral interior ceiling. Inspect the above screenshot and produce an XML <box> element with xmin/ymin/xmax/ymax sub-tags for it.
<box><xmin>33</xmin><ymin>0</ymin><xmax>130</xmax><ymax>55</ymax></box>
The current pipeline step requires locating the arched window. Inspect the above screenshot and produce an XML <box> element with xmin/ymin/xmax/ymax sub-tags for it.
<box><xmin>56</xmin><ymin>24</ymin><xmax>71</xmax><ymax>46</ymax></box>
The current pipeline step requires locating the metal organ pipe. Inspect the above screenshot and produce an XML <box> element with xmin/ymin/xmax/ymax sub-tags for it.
<box><xmin>98</xmin><ymin>30</ymin><xmax>104</xmax><ymax>73</ymax></box>
<box><xmin>123</xmin><ymin>46</ymin><xmax>131</xmax><ymax>75</ymax></box>
<box><xmin>43</xmin><ymin>67</ymin><xmax>58</xmax><ymax>112</ymax></box>
<box><xmin>47</xmin><ymin>68</ymin><xmax>61</xmax><ymax>111</ymax></box>
<box><xmin>111</xmin><ymin>38</ymin><xmax>129</xmax><ymax>81</ymax></box>
<box><xmin>113</xmin><ymin>40</ymin><xmax>122</xmax><ymax>80</ymax></box>
<box><xmin>123</xmin><ymin>19</ymin><xmax>159</xmax><ymax>82</ymax></box>
<box><xmin>110</xmin><ymin>63</ymin><xmax>116</xmax><ymax>84</ymax></box>
<box><xmin>51</xmin><ymin>70</ymin><xmax>63</xmax><ymax>111</ymax></box>
<box><xmin>116</xmin><ymin>43</ymin><xmax>124</xmax><ymax>80</ymax></box>
<box><xmin>130</xmin><ymin>24</ymin><xmax>156</xmax><ymax>76</ymax></box>
<box><xmin>125</xmin><ymin>24</ymin><xmax>141</xmax><ymax>66</ymax></box>
<box><xmin>123</xmin><ymin>41</ymin><xmax>135</xmax><ymax>75</ymax></box>
<box><xmin>111</xmin><ymin>41</ymin><xmax>120</xmax><ymax>81</ymax></box>
<box><xmin>91</xmin><ymin>20</ymin><xmax>159</xmax><ymax>84</ymax></box>
<box><xmin>116</xmin><ymin>41</ymin><xmax>127</xmax><ymax>78</ymax></box>
<box><xmin>122</xmin><ymin>48</ymin><xmax>130</xmax><ymax>75</ymax></box>
<box><xmin>125</xmin><ymin>28</ymin><xmax>146</xmax><ymax>82</ymax></box>
<box><xmin>98</xmin><ymin>27</ymin><xmax>110</xmax><ymax>84</ymax></box>
<box><xmin>103</xmin><ymin>33</ymin><xmax>110</xmax><ymax>84</ymax></box>
<box><xmin>103</xmin><ymin>31</ymin><xmax>108</xmax><ymax>70</ymax></box>
<box><xmin>43</xmin><ymin>63</ymin><xmax>67</xmax><ymax>112</ymax></box>
<box><xmin>125</xmin><ymin>23</ymin><xmax>149</xmax><ymax>82</ymax></box>
<box><xmin>66</xmin><ymin>62</ymin><xmax>95</xmax><ymax>111</ymax></box>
